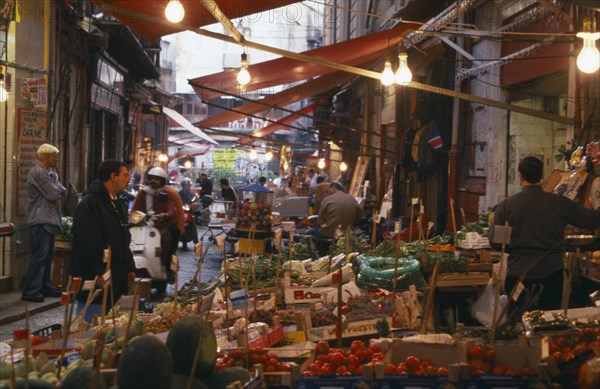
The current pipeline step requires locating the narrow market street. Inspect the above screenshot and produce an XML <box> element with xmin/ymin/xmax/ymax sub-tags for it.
<box><xmin>0</xmin><ymin>227</ymin><xmax>224</xmax><ymax>342</ymax></box>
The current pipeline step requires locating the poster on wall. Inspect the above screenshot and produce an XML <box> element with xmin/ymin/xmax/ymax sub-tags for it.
<box><xmin>21</xmin><ymin>78</ymin><xmax>48</xmax><ymax>109</ymax></box>
<box><xmin>17</xmin><ymin>108</ymin><xmax>47</xmax><ymax>216</ymax></box>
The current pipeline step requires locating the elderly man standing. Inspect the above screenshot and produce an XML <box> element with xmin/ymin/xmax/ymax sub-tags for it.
<box><xmin>22</xmin><ymin>144</ymin><xmax>66</xmax><ymax>303</ymax></box>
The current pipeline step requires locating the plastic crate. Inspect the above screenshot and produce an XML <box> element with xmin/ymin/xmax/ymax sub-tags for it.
<box><xmin>32</xmin><ymin>323</ymin><xmax>63</xmax><ymax>340</ymax></box>
<box><xmin>463</xmin><ymin>376</ymin><xmax>549</xmax><ymax>389</ymax></box>
<box><xmin>375</xmin><ymin>376</ymin><xmax>451</xmax><ymax>389</ymax></box>
<box><xmin>295</xmin><ymin>376</ymin><xmax>371</xmax><ymax>389</ymax></box>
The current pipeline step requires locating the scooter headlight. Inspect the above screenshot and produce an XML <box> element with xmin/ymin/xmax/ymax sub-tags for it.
<box><xmin>130</xmin><ymin>211</ymin><xmax>146</xmax><ymax>225</ymax></box>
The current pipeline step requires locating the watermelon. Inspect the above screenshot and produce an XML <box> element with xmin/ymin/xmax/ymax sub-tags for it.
<box><xmin>117</xmin><ymin>335</ymin><xmax>173</xmax><ymax>389</ymax></box>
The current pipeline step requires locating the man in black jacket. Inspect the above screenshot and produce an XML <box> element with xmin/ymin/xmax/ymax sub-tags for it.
<box><xmin>492</xmin><ymin>156</ymin><xmax>600</xmax><ymax>310</ymax></box>
<box><xmin>70</xmin><ymin>160</ymin><xmax>136</xmax><ymax>322</ymax></box>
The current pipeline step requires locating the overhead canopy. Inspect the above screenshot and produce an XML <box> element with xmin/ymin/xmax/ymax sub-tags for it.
<box><xmin>189</xmin><ymin>25</ymin><xmax>413</xmax><ymax>101</ymax></box>
<box><xmin>163</xmin><ymin>106</ymin><xmax>218</xmax><ymax>145</ymax></box>
<box><xmin>236</xmin><ymin>104</ymin><xmax>315</xmax><ymax>146</ymax></box>
<box><xmin>92</xmin><ymin>0</ymin><xmax>302</xmax><ymax>43</ymax></box>
<box><xmin>193</xmin><ymin>71</ymin><xmax>355</xmax><ymax>128</ymax></box>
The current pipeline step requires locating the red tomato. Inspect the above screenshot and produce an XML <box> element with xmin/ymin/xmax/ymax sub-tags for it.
<box><xmin>347</xmin><ymin>364</ymin><xmax>358</xmax><ymax>374</ymax></box>
<box><xmin>350</xmin><ymin>340</ymin><xmax>365</xmax><ymax>353</ymax></box>
<box><xmin>308</xmin><ymin>363</ymin><xmax>320</xmax><ymax>373</ymax></box>
<box><xmin>369</xmin><ymin>344</ymin><xmax>381</xmax><ymax>354</ymax></box>
<box><xmin>492</xmin><ymin>364</ymin><xmax>507</xmax><ymax>375</ymax></box>
<box><xmin>553</xmin><ymin>336</ymin><xmax>566</xmax><ymax>348</ymax></box>
<box><xmin>319</xmin><ymin>363</ymin><xmax>334</xmax><ymax>375</ymax></box>
<box><xmin>229</xmin><ymin>349</ymin><xmax>244</xmax><ymax>361</ymax></box>
<box><xmin>267</xmin><ymin>358</ymin><xmax>279</xmax><ymax>366</ymax></box>
<box><xmin>575</xmin><ymin>344</ymin><xmax>588</xmax><ymax>356</ymax></box>
<box><xmin>405</xmin><ymin>356</ymin><xmax>421</xmax><ymax>373</ymax></box>
<box><xmin>468</xmin><ymin>345</ymin><xmax>486</xmax><ymax>360</ymax></box>
<box><xmin>421</xmin><ymin>358</ymin><xmax>433</xmax><ymax>368</ymax></box>
<box><xmin>302</xmin><ymin>370</ymin><xmax>315</xmax><ymax>376</ymax></box>
<box><xmin>471</xmin><ymin>369</ymin><xmax>485</xmax><ymax>376</ymax></box>
<box><xmin>328</xmin><ymin>352</ymin><xmax>346</xmax><ymax>367</ymax></box>
<box><xmin>384</xmin><ymin>364</ymin><xmax>397</xmax><ymax>375</ymax></box>
<box><xmin>346</xmin><ymin>354</ymin><xmax>360</xmax><ymax>366</ymax></box>
<box><xmin>371</xmin><ymin>352</ymin><xmax>385</xmax><ymax>362</ymax></box>
<box><xmin>250</xmin><ymin>353</ymin><xmax>262</xmax><ymax>364</ymax></box>
<box><xmin>336</xmin><ymin>365</ymin><xmax>349</xmax><ymax>375</ymax></box>
<box><xmin>355</xmin><ymin>349</ymin><xmax>370</xmax><ymax>363</ymax></box>
<box><xmin>484</xmin><ymin>349</ymin><xmax>496</xmax><ymax>362</ymax></box>
<box><xmin>265</xmin><ymin>364</ymin><xmax>276</xmax><ymax>372</ymax></box>
<box><xmin>316</xmin><ymin>340</ymin><xmax>330</xmax><ymax>355</ymax></box>
<box><xmin>424</xmin><ymin>366</ymin><xmax>437</xmax><ymax>376</ymax></box>
<box><xmin>396</xmin><ymin>363</ymin><xmax>406</xmax><ymax>375</ymax></box>
<box><xmin>437</xmin><ymin>367</ymin><xmax>448</xmax><ymax>376</ymax></box>
<box><xmin>355</xmin><ymin>365</ymin><xmax>363</xmax><ymax>374</ymax></box>
<box><xmin>518</xmin><ymin>365</ymin><xmax>536</xmax><ymax>376</ymax></box>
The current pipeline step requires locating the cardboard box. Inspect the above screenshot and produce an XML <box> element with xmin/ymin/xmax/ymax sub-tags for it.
<box><xmin>284</xmin><ymin>286</ymin><xmax>335</xmax><ymax>304</ymax></box>
<box><xmin>306</xmin><ymin>318</ymin><xmax>393</xmax><ymax>342</ymax></box>
<box><xmin>390</xmin><ymin>336</ymin><xmax>472</xmax><ymax>368</ymax></box>
<box><xmin>493</xmin><ymin>336</ymin><xmax>549</xmax><ymax>374</ymax></box>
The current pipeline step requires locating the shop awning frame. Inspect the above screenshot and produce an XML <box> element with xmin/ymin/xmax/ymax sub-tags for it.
<box><xmin>92</xmin><ymin>0</ymin><xmax>302</xmax><ymax>43</ymax></box>
<box><xmin>163</xmin><ymin>106</ymin><xmax>219</xmax><ymax>145</ymax></box>
<box><xmin>97</xmin><ymin>2</ymin><xmax>574</xmax><ymax>125</ymax></box>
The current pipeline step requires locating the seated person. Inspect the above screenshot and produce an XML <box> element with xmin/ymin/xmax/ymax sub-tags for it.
<box><xmin>313</xmin><ymin>182</ymin><xmax>364</xmax><ymax>239</ymax></box>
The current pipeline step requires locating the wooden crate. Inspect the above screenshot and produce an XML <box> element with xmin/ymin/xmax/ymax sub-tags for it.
<box><xmin>436</xmin><ymin>271</ymin><xmax>490</xmax><ymax>287</ymax></box>
<box><xmin>128</xmin><ymin>278</ymin><xmax>152</xmax><ymax>300</ymax></box>
<box><xmin>52</xmin><ymin>239</ymin><xmax>71</xmax><ymax>288</ymax></box>
<box><xmin>238</xmin><ymin>238</ymin><xmax>266</xmax><ymax>254</ymax></box>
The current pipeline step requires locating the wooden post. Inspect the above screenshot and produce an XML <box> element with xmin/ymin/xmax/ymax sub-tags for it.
<box><xmin>562</xmin><ymin>250</ymin><xmax>577</xmax><ymax>315</ymax></box>
<box><xmin>489</xmin><ymin>221</ymin><xmax>510</xmax><ymax>344</ymax></box>
<box><xmin>450</xmin><ymin>198</ymin><xmax>457</xmax><ymax>246</ymax></box>
<box><xmin>421</xmin><ymin>262</ymin><xmax>440</xmax><ymax>334</ymax></box>
<box><xmin>100</xmin><ymin>248</ymin><xmax>112</xmax><ymax>324</ymax></box>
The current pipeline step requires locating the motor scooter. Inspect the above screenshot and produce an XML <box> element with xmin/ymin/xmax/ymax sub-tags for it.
<box><xmin>129</xmin><ymin>211</ymin><xmax>168</xmax><ymax>294</ymax></box>
<box><xmin>180</xmin><ymin>202</ymin><xmax>199</xmax><ymax>251</ymax></box>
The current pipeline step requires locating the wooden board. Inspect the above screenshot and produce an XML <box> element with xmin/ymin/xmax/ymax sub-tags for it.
<box><xmin>349</xmin><ymin>156</ymin><xmax>369</xmax><ymax>198</ymax></box>
<box><xmin>436</xmin><ymin>272</ymin><xmax>490</xmax><ymax>287</ymax></box>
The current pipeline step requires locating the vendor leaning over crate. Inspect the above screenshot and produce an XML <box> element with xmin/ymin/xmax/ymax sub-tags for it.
<box><xmin>490</xmin><ymin>156</ymin><xmax>600</xmax><ymax>311</ymax></box>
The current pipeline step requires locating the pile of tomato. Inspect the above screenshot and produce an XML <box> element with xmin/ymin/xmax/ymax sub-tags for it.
<box><xmin>216</xmin><ymin>346</ymin><xmax>294</xmax><ymax>372</ymax></box>
<box><xmin>467</xmin><ymin>345</ymin><xmax>535</xmax><ymax>376</ymax></box>
<box><xmin>549</xmin><ymin>327</ymin><xmax>600</xmax><ymax>364</ymax></box>
<box><xmin>382</xmin><ymin>356</ymin><xmax>448</xmax><ymax>376</ymax></box>
<box><xmin>302</xmin><ymin>340</ymin><xmax>386</xmax><ymax>376</ymax></box>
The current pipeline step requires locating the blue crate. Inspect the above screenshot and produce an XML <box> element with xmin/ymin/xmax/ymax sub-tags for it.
<box><xmin>463</xmin><ymin>376</ymin><xmax>549</xmax><ymax>389</ymax></box>
<box><xmin>295</xmin><ymin>376</ymin><xmax>371</xmax><ymax>389</ymax></box>
<box><xmin>375</xmin><ymin>375</ymin><xmax>451</xmax><ymax>389</ymax></box>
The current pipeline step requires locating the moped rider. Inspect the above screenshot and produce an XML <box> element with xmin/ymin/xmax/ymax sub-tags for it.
<box><xmin>131</xmin><ymin>167</ymin><xmax>184</xmax><ymax>282</ymax></box>
<box><xmin>178</xmin><ymin>178</ymin><xmax>199</xmax><ymax>246</ymax></box>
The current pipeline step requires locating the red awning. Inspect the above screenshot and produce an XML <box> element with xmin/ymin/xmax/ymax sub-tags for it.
<box><xmin>236</xmin><ymin>104</ymin><xmax>315</xmax><ymax>146</ymax></box>
<box><xmin>189</xmin><ymin>24</ymin><xmax>414</xmax><ymax>101</ymax></box>
<box><xmin>93</xmin><ymin>0</ymin><xmax>301</xmax><ymax>43</ymax></box>
<box><xmin>193</xmin><ymin>70</ymin><xmax>354</xmax><ymax>128</ymax></box>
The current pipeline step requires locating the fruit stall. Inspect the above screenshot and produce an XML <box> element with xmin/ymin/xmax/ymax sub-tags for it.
<box><xmin>2</xmin><ymin>197</ymin><xmax>600</xmax><ymax>388</ymax></box>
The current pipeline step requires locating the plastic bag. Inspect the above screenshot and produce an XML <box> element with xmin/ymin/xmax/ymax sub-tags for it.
<box><xmin>471</xmin><ymin>278</ymin><xmax>507</xmax><ymax>327</ymax></box>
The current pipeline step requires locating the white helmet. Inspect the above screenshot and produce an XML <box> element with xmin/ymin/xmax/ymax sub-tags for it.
<box><xmin>147</xmin><ymin>167</ymin><xmax>168</xmax><ymax>180</ymax></box>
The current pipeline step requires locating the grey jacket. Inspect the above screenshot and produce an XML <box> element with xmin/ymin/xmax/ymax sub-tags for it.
<box><xmin>26</xmin><ymin>160</ymin><xmax>66</xmax><ymax>228</ymax></box>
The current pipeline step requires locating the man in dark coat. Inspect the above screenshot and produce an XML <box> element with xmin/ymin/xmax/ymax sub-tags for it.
<box><xmin>70</xmin><ymin>160</ymin><xmax>136</xmax><ymax>322</ymax></box>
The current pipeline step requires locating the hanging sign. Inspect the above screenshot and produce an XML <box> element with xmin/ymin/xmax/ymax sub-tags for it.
<box><xmin>21</xmin><ymin>78</ymin><xmax>47</xmax><ymax>109</ymax></box>
<box><xmin>16</xmin><ymin>108</ymin><xmax>47</xmax><ymax>216</ymax></box>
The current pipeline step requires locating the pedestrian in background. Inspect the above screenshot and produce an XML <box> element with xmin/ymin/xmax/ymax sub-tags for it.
<box><xmin>22</xmin><ymin>144</ymin><xmax>66</xmax><ymax>303</ymax></box>
<box><xmin>219</xmin><ymin>178</ymin><xmax>238</xmax><ymax>219</ymax></box>
<box><xmin>70</xmin><ymin>160</ymin><xmax>135</xmax><ymax>322</ymax></box>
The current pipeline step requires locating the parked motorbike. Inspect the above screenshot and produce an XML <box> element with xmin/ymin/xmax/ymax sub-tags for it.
<box><xmin>129</xmin><ymin>210</ymin><xmax>167</xmax><ymax>294</ymax></box>
<box><xmin>180</xmin><ymin>202</ymin><xmax>199</xmax><ymax>251</ymax></box>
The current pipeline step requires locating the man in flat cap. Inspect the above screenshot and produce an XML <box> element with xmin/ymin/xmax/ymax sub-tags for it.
<box><xmin>22</xmin><ymin>143</ymin><xmax>66</xmax><ymax>303</ymax></box>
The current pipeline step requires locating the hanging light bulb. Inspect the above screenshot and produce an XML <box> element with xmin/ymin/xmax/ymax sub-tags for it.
<box><xmin>317</xmin><ymin>158</ymin><xmax>326</xmax><ymax>170</ymax></box>
<box><xmin>264</xmin><ymin>149</ymin><xmax>274</xmax><ymax>162</ymax></box>
<box><xmin>0</xmin><ymin>71</ymin><xmax>7</xmax><ymax>103</ymax></box>
<box><xmin>165</xmin><ymin>0</ymin><xmax>185</xmax><ymax>23</ymax></box>
<box><xmin>340</xmin><ymin>161</ymin><xmax>348</xmax><ymax>172</ymax></box>
<box><xmin>248</xmin><ymin>147</ymin><xmax>257</xmax><ymax>161</ymax></box>
<box><xmin>380</xmin><ymin>59</ymin><xmax>395</xmax><ymax>86</ymax></box>
<box><xmin>157</xmin><ymin>153</ymin><xmax>169</xmax><ymax>162</ymax></box>
<box><xmin>576</xmin><ymin>17</ymin><xmax>600</xmax><ymax>74</ymax></box>
<box><xmin>184</xmin><ymin>160</ymin><xmax>193</xmax><ymax>169</ymax></box>
<box><xmin>395</xmin><ymin>51</ymin><xmax>412</xmax><ymax>84</ymax></box>
<box><xmin>236</xmin><ymin>52</ymin><xmax>251</xmax><ymax>86</ymax></box>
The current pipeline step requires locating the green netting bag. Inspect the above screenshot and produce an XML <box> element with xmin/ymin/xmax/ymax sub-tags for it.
<box><xmin>356</xmin><ymin>255</ymin><xmax>427</xmax><ymax>290</ymax></box>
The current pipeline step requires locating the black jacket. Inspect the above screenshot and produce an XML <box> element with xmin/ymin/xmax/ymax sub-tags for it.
<box><xmin>69</xmin><ymin>180</ymin><xmax>135</xmax><ymax>305</ymax></box>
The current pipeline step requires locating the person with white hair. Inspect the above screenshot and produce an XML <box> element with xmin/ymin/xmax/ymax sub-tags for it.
<box><xmin>22</xmin><ymin>143</ymin><xmax>66</xmax><ymax>303</ymax></box>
